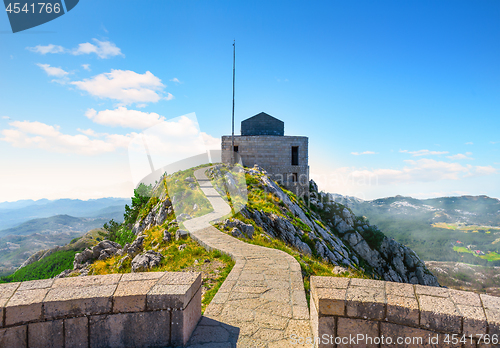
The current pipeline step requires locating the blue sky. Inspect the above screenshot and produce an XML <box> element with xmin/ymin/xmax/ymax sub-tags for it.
<box><xmin>0</xmin><ymin>0</ymin><xmax>499</xmax><ymax>201</ymax></box>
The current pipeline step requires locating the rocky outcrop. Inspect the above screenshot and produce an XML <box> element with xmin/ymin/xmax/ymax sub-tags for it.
<box><xmin>236</xmin><ymin>168</ymin><xmax>439</xmax><ymax>287</ymax></box>
<box><xmin>132</xmin><ymin>198</ymin><xmax>173</xmax><ymax>235</ymax></box>
<box><xmin>73</xmin><ymin>240</ymin><xmax>122</xmax><ymax>270</ymax></box>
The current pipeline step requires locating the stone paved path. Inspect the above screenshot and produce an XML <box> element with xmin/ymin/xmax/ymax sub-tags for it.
<box><xmin>183</xmin><ymin>167</ymin><xmax>312</xmax><ymax>348</ymax></box>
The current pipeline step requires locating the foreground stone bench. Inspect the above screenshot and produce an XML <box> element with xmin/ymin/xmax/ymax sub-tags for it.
<box><xmin>310</xmin><ymin>276</ymin><xmax>500</xmax><ymax>348</ymax></box>
<box><xmin>0</xmin><ymin>271</ymin><xmax>201</xmax><ymax>347</ymax></box>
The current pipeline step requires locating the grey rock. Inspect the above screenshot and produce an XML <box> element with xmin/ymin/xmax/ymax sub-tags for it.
<box><xmin>127</xmin><ymin>236</ymin><xmax>145</xmax><ymax>258</ymax></box>
<box><xmin>231</xmin><ymin>228</ymin><xmax>243</xmax><ymax>238</ymax></box>
<box><xmin>131</xmin><ymin>250</ymin><xmax>163</xmax><ymax>272</ymax></box>
<box><xmin>309</xmin><ymin>180</ymin><xmax>318</xmax><ymax>193</ymax></box>
<box><xmin>73</xmin><ymin>249</ymin><xmax>93</xmax><ymax>270</ymax></box>
<box><xmin>176</xmin><ymin>213</ymin><xmax>192</xmax><ymax>222</ymax></box>
<box><xmin>163</xmin><ymin>230</ymin><xmax>172</xmax><ymax>243</ymax></box>
<box><xmin>185</xmin><ymin>177</ymin><xmax>195</xmax><ymax>183</ymax></box>
<box><xmin>175</xmin><ymin>229</ymin><xmax>188</xmax><ymax>240</ymax></box>
<box><xmin>294</xmin><ymin>237</ymin><xmax>312</xmax><ymax>255</ymax></box>
<box><xmin>224</xmin><ymin>219</ymin><xmax>254</xmax><ymax>239</ymax></box>
<box><xmin>178</xmin><ymin>244</ymin><xmax>187</xmax><ymax>251</ymax></box>
<box><xmin>56</xmin><ymin>269</ymin><xmax>72</xmax><ymax>278</ymax></box>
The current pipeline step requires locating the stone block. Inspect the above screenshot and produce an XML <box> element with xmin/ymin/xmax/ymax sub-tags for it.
<box><xmin>386</xmin><ymin>294</ymin><xmax>419</xmax><ymax>326</ymax></box>
<box><xmin>0</xmin><ymin>325</ymin><xmax>27</xmax><ymax>347</ymax></box>
<box><xmin>89</xmin><ymin>311</ymin><xmax>170</xmax><ymax>348</ymax></box>
<box><xmin>120</xmin><ymin>271</ymin><xmax>164</xmax><ymax>282</ymax></box>
<box><xmin>417</xmin><ymin>294</ymin><xmax>461</xmax><ymax>333</ymax></box>
<box><xmin>415</xmin><ymin>284</ymin><xmax>449</xmax><ymax>297</ymax></box>
<box><xmin>385</xmin><ymin>281</ymin><xmax>415</xmax><ymax>298</ymax></box>
<box><xmin>481</xmin><ymin>294</ymin><xmax>500</xmax><ymax>336</ymax></box>
<box><xmin>171</xmin><ymin>286</ymin><xmax>202</xmax><ymax>347</ymax></box>
<box><xmin>52</xmin><ymin>273</ymin><xmax>121</xmax><ymax>288</ymax></box>
<box><xmin>313</xmin><ymin>288</ymin><xmax>347</xmax><ymax>316</ymax></box>
<box><xmin>44</xmin><ymin>284</ymin><xmax>116</xmax><ymax>319</ymax></box>
<box><xmin>28</xmin><ymin>319</ymin><xmax>64</xmax><ymax>348</ymax></box>
<box><xmin>380</xmin><ymin>322</ymin><xmax>454</xmax><ymax>348</ymax></box>
<box><xmin>0</xmin><ymin>282</ymin><xmax>20</xmax><ymax>299</ymax></box>
<box><xmin>113</xmin><ymin>279</ymin><xmax>157</xmax><ymax>313</ymax></box>
<box><xmin>147</xmin><ymin>283</ymin><xmax>194</xmax><ymax>310</ymax></box>
<box><xmin>484</xmin><ymin>308</ymin><xmax>500</xmax><ymax>336</ymax></box>
<box><xmin>18</xmin><ymin>279</ymin><xmax>54</xmax><ymax>291</ymax></box>
<box><xmin>0</xmin><ymin>298</ymin><xmax>7</xmax><ymax>328</ymax></box>
<box><xmin>5</xmin><ymin>288</ymin><xmax>48</xmax><ymax>326</ymax></box>
<box><xmin>311</xmin><ymin>276</ymin><xmax>350</xmax><ymax>289</ymax></box>
<box><xmin>350</xmin><ymin>278</ymin><xmax>385</xmax><ymax>288</ymax></box>
<box><xmin>337</xmin><ymin>317</ymin><xmax>378</xmax><ymax>348</ymax></box>
<box><xmin>457</xmin><ymin>304</ymin><xmax>487</xmax><ymax>336</ymax></box>
<box><xmin>159</xmin><ymin>271</ymin><xmax>201</xmax><ymax>287</ymax></box>
<box><xmin>65</xmin><ymin>316</ymin><xmax>88</xmax><ymax>348</ymax></box>
<box><xmin>346</xmin><ymin>286</ymin><xmax>385</xmax><ymax>320</ymax></box>
<box><xmin>317</xmin><ymin>316</ymin><xmax>335</xmax><ymax>348</ymax></box>
<box><xmin>449</xmin><ymin>289</ymin><xmax>482</xmax><ymax>307</ymax></box>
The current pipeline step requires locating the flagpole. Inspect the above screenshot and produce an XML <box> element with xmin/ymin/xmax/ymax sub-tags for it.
<box><xmin>231</xmin><ymin>40</ymin><xmax>235</xmax><ymax>166</ymax></box>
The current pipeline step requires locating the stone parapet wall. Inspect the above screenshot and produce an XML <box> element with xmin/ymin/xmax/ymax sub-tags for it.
<box><xmin>0</xmin><ymin>272</ymin><xmax>201</xmax><ymax>347</ymax></box>
<box><xmin>310</xmin><ymin>276</ymin><xmax>500</xmax><ymax>348</ymax></box>
<box><xmin>221</xmin><ymin>135</ymin><xmax>309</xmax><ymax>196</ymax></box>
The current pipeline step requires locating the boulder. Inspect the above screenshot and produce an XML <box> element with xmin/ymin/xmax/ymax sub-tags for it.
<box><xmin>231</xmin><ymin>228</ymin><xmax>243</xmax><ymax>238</ymax></box>
<box><xmin>127</xmin><ymin>236</ymin><xmax>145</xmax><ymax>258</ymax></box>
<box><xmin>131</xmin><ymin>250</ymin><xmax>163</xmax><ymax>272</ymax></box>
<box><xmin>176</xmin><ymin>213</ymin><xmax>192</xmax><ymax>222</ymax></box>
<box><xmin>175</xmin><ymin>229</ymin><xmax>188</xmax><ymax>240</ymax></box>
<box><xmin>73</xmin><ymin>249</ymin><xmax>93</xmax><ymax>269</ymax></box>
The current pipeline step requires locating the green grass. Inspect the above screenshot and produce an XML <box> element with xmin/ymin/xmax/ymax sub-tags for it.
<box><xmin>0</xmin><ymin>250</ymin><xmax>77</xmax><ymax>283</ymax></box>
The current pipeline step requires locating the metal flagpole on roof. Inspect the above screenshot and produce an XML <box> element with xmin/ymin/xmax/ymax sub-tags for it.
<box><xmin>231</xmin><ymin>40</ymin><xmax>235</xmax><ymax>166</ymax></box>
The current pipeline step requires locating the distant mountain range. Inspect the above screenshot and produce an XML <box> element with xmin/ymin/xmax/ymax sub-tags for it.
<box><xmin>336</xmin><ymin>194</ymin><xmax>500</xmax><ymax>266</ymax></box>
<box><xmin>0</xmin><ymin>198</ymin><xmax>131</xmax><ymax>273</ymax></box>
<box><xmin>0</xmin><ymin>197</ymin><xmax>131</xmax><ymax>230</ymax></box>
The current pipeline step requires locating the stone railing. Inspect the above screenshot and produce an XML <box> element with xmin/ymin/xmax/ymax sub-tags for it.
<box><xmin>0</xmin><ymin>271</ymin><xmax>201</xmax><ymax>347</ymax></box>
<box><xmin>310</xmin><ymin>276</ymin><xmax>500</xmax><ymax>348</ymax></box>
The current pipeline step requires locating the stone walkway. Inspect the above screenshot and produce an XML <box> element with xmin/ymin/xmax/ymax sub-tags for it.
<box><xmin>183</xmin><ymin>168</ymin><xmax>312</xmax><ymax>348</ymax></box>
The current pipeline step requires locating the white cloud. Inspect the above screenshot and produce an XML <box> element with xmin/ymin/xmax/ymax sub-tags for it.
<box><xmin>165</xmin><ymin>93</ymin><xmax>174</xmax><ymax>101</ymax></box>
<box><xmin>170</xmin><ymin>78</ymin><xmax>181</xmax><ymax>83</ymax></box>
<box><xmin>351</xmin><ymin>151</ymin><xmax>376</xmax><ymax>156</ymax></box>
<box><xmin>36</xmin><ymin>63</ymin><xmax>68</xmax><ymax>77</ymax></box>
<box><xmin>71</xmin><ymin>69</ymin><xmax>166</xmax><ymax>105</ymax></box>
<box><xmin>346</xmin><ymin>159</ymin><xmax>482</xmax><ymax>186</ymax></box>
<box><xmin>27</xmin><ymin>44</ymin><xmax>65</xmax><ymax>54</ymax></box>
<box><xmin>1</xmin><ymin>116</ymin><xmax>10</xmax><ymax>120</ymax></box>
<box><xmin>77</xmin><ymin>128</ymin><xmax>99</xmax><ymax>137</ymax></box>
<box><xmin>447</xmin><ymin>153</ymin><xmax>474</xmax><ymax>160</ymax></box>
<box><xmin>85</xmin><ymin>107</ymin><xmax>166</xmax><ymax>129</ymax></box>
<box><xmin>400</xmin><ymin>149</ymin><xmax>449</xmax><ymax>157</ymax></box>
<box><xmin>82</xmin><ymin>64</ymin><xmax>91</xmax><ymax>71</ymax></box>
<box><xmin>0</xmin><ymin>120</ymin><xmax>136</xmax><ymax>155</ymax></box>
<box><xmin>465</xmin><ymin>142</ymin><xmax>473</xmax><ymax>145</ymax></box>
<box><xmin>72</xmin><ymin>39</ymin><xmax>123</xmax><ymax>59</ymax></box>
<box><xmin>27</xmin><ymin>40</ymin><xmax>122</xmax><ymax>59</ymax></box>
<box><xmin>465</xmin><ymin>165</ymin><xmax>497</xmax><ymax>178</ymax></box>
<box><xmin>200</xmin><ymin>132</ymin><xmax>220</xmax><ymax>150</ymax></box>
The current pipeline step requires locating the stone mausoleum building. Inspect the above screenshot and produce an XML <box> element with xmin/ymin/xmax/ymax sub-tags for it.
<box><xmin>222</xmin><ymin>112</ymin><xmax>309</xmax><ymax>196</ymax></box>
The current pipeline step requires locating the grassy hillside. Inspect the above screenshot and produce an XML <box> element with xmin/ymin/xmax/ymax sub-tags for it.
<box><xmin>0</xmin><ymin>250</ymin><xmax>77</xmax><ymax>283</ymax></box>
<box><xmin>0</xmin><ymin>228</ymin><xmax>104</xmax><ymax>283</ymax></box>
